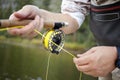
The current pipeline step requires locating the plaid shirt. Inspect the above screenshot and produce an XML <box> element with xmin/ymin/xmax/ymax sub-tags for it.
<box><xmin>61</xmin><ymin>0</ymin><xmax>120</xmax><ymax>26</ymax></box>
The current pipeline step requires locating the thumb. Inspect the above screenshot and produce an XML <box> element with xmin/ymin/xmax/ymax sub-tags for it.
<box><xmin>14</xmin><ymin>7</ymin><xmax>32</xmax><ymax>19</ymax></box>
<box><xmin>9</xmin><ymin>11</ymin><xmax>31</xmax><ymax>21</ymax></box>
<box><xmin>9</xmin><ymin>6</ymin><xmax>33</xmax><ymax>20</ymax></box>
<box><xmin>13</xmin><ymin>12</ymin><xmax>28</xmax><ymax>19</ymax></box>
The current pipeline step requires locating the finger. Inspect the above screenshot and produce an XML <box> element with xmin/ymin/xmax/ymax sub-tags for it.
<box><xmin>77</xmin><ymin>47</ymin><xmax>96</xmax><ymax>57</ymax></box>
<box><xmin>21</xmin><ymin>31</ymin><xmax>37</xmax><ymax>39</ymax></box>
<box><xmin>13</xmin><ymin>12</ymin><xmax>29</xmax><ymax>19</ymax></box>
<box><xmin>9</xmin><ymin>6</ymin><xmax>34</xmax><ymax>21</ymax></box>
<box><xmin>9</xmin><ymin>9</ymin><xmax>31</xmax><ymax>20</ymax></box>
<box><xmin>27</xmin><ymin>17</ymin><xmax>44</xmax><ymax>38</ymax></box>
<box><xmin>15</xmin><ymin>7</ymin><xmax>33</xmax><ymax>19</ymax></box>
<box><xmin>32</xmin><ymin>15</ymin><xmax>43</xmax><ymax>31</ymax></box>
<box><xmin>9</xmin><ymin>12</ymin><xmax>21</xmax><ymax>21</ymax></box>
<box><xmin>27</xmin><ymin>31</ymin><xmax>38</xmax><ymax>39</ymax></box>
<box><xmin>19</xmin><ymin>15</ymin><xmax>43</xmax><ymax>38</ymax></box>
<box><xmin>8</xmin><ymin>15</ymin><xmax>42</xmax><ymax>37</ymax></box>
<box><xmin>7</xmin><ymin>28</ymin><xmax>22</xmax><ymax>36</ymax></box>
<box><xmin>75</xmin><ymin>64</ymin><xmax>92</xmax><ymax>72</ymax></box>
<box><xmin>21</xmin><ymin>15</ymin><xmax>39</xmax><ymax>34</ymax></box>
<box><xmin>73</xmin><ymin>56</ymin><xmax>90</xmax><ymax>66</ymax></box>
<box><xmin>37</xmin><ymin>17</ymin><xmax>44</xmax><ymax>31</ymax></box>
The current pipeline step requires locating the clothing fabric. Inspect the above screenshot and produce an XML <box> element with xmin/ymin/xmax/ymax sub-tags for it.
<box><xmin>61</xmin><ymin>0</ymin><xmax>120</xmax><ymax>80</ymax></box>
<box><xmin>61</xmin><ymin>0</ymin><xmax>119</xmax><ymax>27</ymax></box>
<box><xmin>99</xmin><ymin>73</ymin><xmax>112</xmax><ymax>80</ymax></box>
<box><xmin>99</xmin><ymin>68</ymin><xmax>120</xmax><ymax>80</ymax></box>
<box><xmin>90</xmin><ymin>1</ymin><xmax>120</xmax><ymax>46</ymax></box>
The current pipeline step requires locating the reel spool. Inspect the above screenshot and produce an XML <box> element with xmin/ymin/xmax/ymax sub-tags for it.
<box><xmin>43</xmin><ymin>29</ymin><xmax>64</xmax><ymax>54</ymax></box>
<box><xmin>42</xmin><ymin>22</ymin><xmax>68</xmax><ymax>54</ymax></box>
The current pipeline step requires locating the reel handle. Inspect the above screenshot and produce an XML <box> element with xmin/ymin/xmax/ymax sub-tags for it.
<box><xmin>0</xmin><ymin>19</ymin><xmax>55</xmax><ymax>29</ymax></box>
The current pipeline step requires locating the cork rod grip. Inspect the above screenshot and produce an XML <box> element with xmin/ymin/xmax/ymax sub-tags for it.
<box><xmin>0</xmin><ymin>19</ymin><xmax>54</xmax><ymax>29</ymax></box>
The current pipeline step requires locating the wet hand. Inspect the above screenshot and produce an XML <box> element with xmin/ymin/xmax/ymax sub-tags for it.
<box><xmin>8</xmin><ymin>5</ymin><xmax>44</xmax><ymax>38</ymax></box>
<box><xmin>73</xmin><ymin>46</ymin><xmax>117</xmax><ymax>77</ymax></box>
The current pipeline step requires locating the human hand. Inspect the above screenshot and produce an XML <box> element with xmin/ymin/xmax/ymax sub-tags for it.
<box><xmin>73</xmin><ymin>46</ymin><xmax>117</xmax><ymax>77</ymax></box>
<box><xmin>8</xmin><ymin>5</ymin><xmax>44</xmax><ymax>38</ymax></box>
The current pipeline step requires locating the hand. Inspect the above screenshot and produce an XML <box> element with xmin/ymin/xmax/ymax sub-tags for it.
<box><xmin>73</xmin><ymin>46</ymin><xmax>117</xmax><ymax>77</ymax></box>
<box><xmin>8</xmin><ymin>5</ymin><xmax>44</xmax><ymax>38</ymax></box>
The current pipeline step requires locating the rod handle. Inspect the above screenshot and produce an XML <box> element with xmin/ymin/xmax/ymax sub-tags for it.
<box><xmin>0</xmin><ymin>19</ymin><xmax>54</xmax><ymax>29</ymax></box>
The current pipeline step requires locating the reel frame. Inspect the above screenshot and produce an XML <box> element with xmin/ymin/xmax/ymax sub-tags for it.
<box><xmin>42</xmin><ymin>22</ymin><xmax>68</xmax><ymax>54</ymax></box>
<box><xmin>43</xmin><ymin>29</ymin><xmax>65</xmax><ymax>54</ymax></box>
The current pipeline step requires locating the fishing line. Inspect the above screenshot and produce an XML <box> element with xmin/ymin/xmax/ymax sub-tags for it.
<box><xmin>0</xmin><ymin>26</ymin><xmax>82</xmax><ymax>80</ymax></box>
<box><xmin>0</xmin><ymin>26</ymin><xmax>23</xmax><ymax>31</ymax></box>
<box><xmin>45</xmin><ymin>53</ymin><xmax>51</xmax><ymax>80</ymax></box>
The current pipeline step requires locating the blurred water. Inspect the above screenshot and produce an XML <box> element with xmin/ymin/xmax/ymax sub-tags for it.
<box><xmin>0</xmin><ymin>41</ymin><xmax>97</xmax><ymax>80</ymax></box>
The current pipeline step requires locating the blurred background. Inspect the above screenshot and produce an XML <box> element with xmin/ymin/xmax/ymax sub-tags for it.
<box><xmin>0</xmin><ymin>0</ymin><xmax>97</xmax><ymax>80</ymax></box>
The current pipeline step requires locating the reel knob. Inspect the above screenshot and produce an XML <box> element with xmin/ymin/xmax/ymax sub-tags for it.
<box><xmin>43</xmin><ymin>29</ymin><xmax>64</xmax><ymax>54</ymax></box>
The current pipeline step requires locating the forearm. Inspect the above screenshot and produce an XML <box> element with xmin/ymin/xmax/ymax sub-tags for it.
<box><xmin>38</xmin><ymin>9</ymin><xmax>79</xmax><ymax>34</ymax></box>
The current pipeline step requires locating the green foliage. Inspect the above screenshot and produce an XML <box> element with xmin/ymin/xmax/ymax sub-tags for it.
<box><xmin>42</xmin><ymin>0</ymin><xmax>51</xmax><ymax>10</ymax></box>
<box><xmin>15</xmin><ymin>0</ymin><xmax>33</xmax><ymax>10</ymax></box>
<box><xmin>34</xmin><ymin>0</ymin><xmax>61</xmax><ymax>12</ymax></box>
<box><xmin>0</xmin><ymin>0</ymin><xmax>33</xmax><ymax>19</ymax></box>
<box><xmin>0</xmin><ymin>0</ymin><xmax>33</xmax><ymax>36</ymax></box>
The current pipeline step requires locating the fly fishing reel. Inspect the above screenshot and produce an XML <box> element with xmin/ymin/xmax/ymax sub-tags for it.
<box><xmin>43</xmin><ymin>29</ymin><xmax>64</xmax><ymax>54</ymax></box>
<box><xmin>42</xmin><ymin>22</ymin><xmax>68</xmax><ymax>54</ymax></box>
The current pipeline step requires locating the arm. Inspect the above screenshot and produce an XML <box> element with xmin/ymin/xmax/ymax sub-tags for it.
<box><xmin>8</xmin><ymin>0</ymin><xmax>89</xmax><ymax>37</ymax></box>
<box><xmin>8</xmin><ymin>5</ymin><xmax>79</xmax><ymax>37</ymax></box>
<box><xmin>37</xmin><ymin>9</ymin><xmax>79</xmax><ymax>34</ymax></box>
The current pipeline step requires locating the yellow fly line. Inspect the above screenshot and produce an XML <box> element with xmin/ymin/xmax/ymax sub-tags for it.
<box><xmin>0</xmin><ymin>26</ymin><xmax>23</xmax><ymax>31</ymax></box>
<box><xmin>43</xmin><ymin>30</ymin><xmax>54</xmax><ymax>49</ymax></box>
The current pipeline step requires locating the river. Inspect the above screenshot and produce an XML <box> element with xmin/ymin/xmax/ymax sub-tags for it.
<box><xmin>0</xmin><ymin>40</ymin><xmax>97</xmax><ymax>80</ymax></box>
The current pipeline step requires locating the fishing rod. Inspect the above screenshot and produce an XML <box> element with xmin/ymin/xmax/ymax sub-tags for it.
<box><xmin>0</xmin><ymin>19</ymin><xmax>68</xmax><ymax>54</ymax></box>
<box><xmin>0</xmin><ymin>19</ymin><xmax>67</xmax><ymax>29</ymax></box>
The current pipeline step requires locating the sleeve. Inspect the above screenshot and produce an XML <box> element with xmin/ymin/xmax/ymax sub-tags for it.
<box><xmin>61</xmin><ymin>0</ymin><xmax>90</xmax><ymax>27</ymax></box>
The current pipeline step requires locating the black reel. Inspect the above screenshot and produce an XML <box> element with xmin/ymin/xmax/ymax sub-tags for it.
<box><xmin>43</xmin><ymin>29</ymin><xmax>64</xmax><ymax>54</ymax></box>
